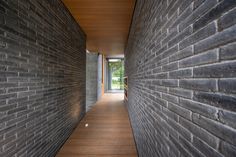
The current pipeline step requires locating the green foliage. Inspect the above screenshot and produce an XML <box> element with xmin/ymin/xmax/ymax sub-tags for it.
<box><xmin>109</xmin><ymin>60</ymin><xmax>124</xmax><ymax>90</ymax></box>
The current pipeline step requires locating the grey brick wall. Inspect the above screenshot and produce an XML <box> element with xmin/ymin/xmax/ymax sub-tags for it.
<box><xmin>86</xmin><ymin>52</ymin><xmax>98</xmax><ymax>112</ymax></box>
<box><xmin>0</xmin><ymin>0</ymin><xmax>86</xmax><ymax>156</ymax></box>
<box><xmin>125</xmin><ymin>0</ymin><xmax>236</xmax><ymax>157</ymax></box>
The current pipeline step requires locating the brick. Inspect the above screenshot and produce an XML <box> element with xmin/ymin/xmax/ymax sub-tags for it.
<box><xmin>161</xmin><ymin>45</ymin><xmax>178</xmax><ymax>59</ymax></box>
<box><xmin>194</xmin><ymin>24</ymin><xmax>236</xmax><ymax>54</ymax></box>
<box><xmin>169</xmin><ymin>46</ymin><xmax>193</xmax><ymax>62</ymax></box>
<box><xmin>162</xmin><ymin>28</ymin><xmax>178</xmax><ymax>46</ymax></box>
<box><xmin>179</xmin><ymin>0</ymin><xmax>218</xmax><ymax>31</ymax></box>
<box><xmin>7</xmin><ymin>77</ymin><xmax>28</xmax><ymax>83</ymax></box>
<box><xmin>0</xmin><ymin>41</ymin><xmax>7</xmax><ymax>48</ymax></box>
<box><xmin>152</xmin><ymin>66</ymin><xmax>162</xmax><ymax>74</ymax></box>
<box><xmin>218</xmin><ymin>7</ymin><xmax>236</xmax><ymax>30</ymax></box>
<box><xmin>193</xmin><ymin>91</ymin><xmax>236</xmax><ymax>112</ymax></box>
<box><xmin>0</xmin><ymin>134</ymin><xmax>16</xmax><ymax>148</ymax></box>
<box><xmin>220</xmin><ymin>42</ymin><xmax>236</xmax><ymax>61</ymax></box>
<box><xmin>161</xmin><ymin>79</ymin><xmax>178</xmax><ymax>87</ymax></box>
<box><xmin>17</xmin><ymin>91</ymin><xmax>35</xmax><ymax>98</ymax></box>
<box><xmin>170</xmin><ymin>5</ymin><xmax>192</xmax><ymax>30</ymax></box>
<box><xmin>162</xmin><ymin>11</ymin><xmax>178</xmax><ymax>32</ymax></box>
<box><xmin>168</xmin><ymin>26</ymin><xmax>192</xmax><ymax>48</ymax></box>
<box><xmin>0</xmin><ymin>104</ymin><xmax>17</xmax><ymax>112</ymax></box>
<box><xmin>0</xmin><ymin>60</ymin><xmax>18</xmax><ymax>67</ymax></box>
<box><xmin>19</xmin><ymin>72</ymin><xmax>35</xmax><ymax>77</ymax></box>
<box><xmin>0</xmin><ymin>88</ymin><xmax>6</xmax><ymax>94</ymax></box>
<box><xmin>193</xmin><ymin>136</ymin><xmax>223</xmax><ymax>157</ymax></box>
<box><xmin>193</xmin><ymin>0</ymin><xmax>206</xmax><ymax>10</ymax></box>
<box><xmin>193</xmin><ymin>114</ymin><xmax>236</xmax><ymax>146</ymax></box>
<box><xmin>155</xmin><ymin>85</ymin><xmax>168</xmax><ymax>93</ymax></box>
<box><xmin>179</xmin><ymin>136</ymin><xmax>205</xmax><ymax>157</ymax></box>
<box><xmin>179</xmin><ymin>49</ymin><xmax>218</xmax><ymax>68</ymax></box>
<box><xmin>194</xmin><ymin>0</ymin><xmax>236</xmax><ymax>31</ymax></box>
<box><xmin>179</xmin><ymin>0</ymin><xmax>193</xmax><ymax>14</ymax></box>
<box><xmin>167</xmin><ymin>0</ymin><xmax>181</xmax><ymax>18</ymax></box>
<box><xmin>163</xmin><ymin>108</ymin><xmax>178</xmax><ymax>122</ymax></box>
<box><xmin>180</xmin><ymin>117</ymin><xmax>219</xmax><ymax>149</ymax></box>
<box><xmin>155</xmin><ymin>73</ymin><xmax>168</xmax><ymax>79</ymax></box>
<box><xmin>0</xmin><ymin>83</ymin><xmax>18</xmax><ymax>88</ymax></box>
<box><xmin>6</xmin><ymin>115</ymin><xmax>27</xmax><ymax>127</ymax></box>
<box><xmin>155</xmin><ymin>97</ymin><xmax>168</xmax><ymax>108</ymax></box>
<box><xmin>169</xmin><ymin>88</ymin><xmax>192</xmax><ymax>99</ymax></box>
<box><xmin>8</xmin><ymin>87</ymin><xmax>28</xmax><ymax>93</ymax></box>
<box><xmin>193</xmin><ymin>61</ymin><xmax>236</xmax><ymax>78</ymax></box>
<box><xmin>156</xmin><ymin>57</ymin><xmax>169</xmax><ymax>66</ymax></box>
<box><xmin>168</xmin><ymin>102</ymin><xmax>191</xmax><ymax>120</ymax></box>
<box><xmin>7</xmin><ymin>55</ymin><xmax>28</xmax><ymax>63</ymax></box>
<box><xmin>0</xmin><ymin>53</ymin><xmax>6</xmax><ymax>59</ymax></box>
<box><xmin>179</xmin><ymin>98</ymin><xmax>217</xmax><ymax>119</ymax></box>
<box><xmin>169</xmin><ymin>69</ymin><xmax>193</xmax><ymax>79</ymax></box>
<box><xmin>219</xmin><ymin>79</ymin><xmax>236</xmax><ymax>94</ymax></box>
<box><xmin>180</xmin><ymin>22</ymin><xmax>217</xmax><ymax>50</ymax></box>
<box><xmin>0</xmin><ymin>100</ymin><xmax>6</xmax><ymax>106</ymax></box>
<box><xmin>162</xmin><ymin>62</ymin><xmax>178</xmax><ymax>72</ymax></box>
<box><xmin>0</xmin><ymin>71</ymin><xmax>18</xmax><ymax>77</ymax></box>
<box><xmin>162</xmin><ymin>93</ymin><xmax>178</xmax><ymax>103</ymax></box>
<box><xmin>179</xmin><ymin>79</ymin><xmax>217</xmax><ymax>92</ymax></box>
<box><xmin>156</xmin><ymin>44</ymin><xmax>167</xmax><ymax>56</ymax></box>
<box><xmin>0</xmin><ymin>65</ymin><xmax>6</xmax><ymax>71</ymax></box>
<box><xmin>0</xmin><ymin>93</ymin><xmax>17</xmax><ymax>100</ymax></box>
<box><xmin>219</xmin><ymin>110</ymin><xmax>236</xmax><ymax>130</ymax></box>
<box><xmin>220</xmin><ymin>141</ymin><xmax>236</xmax><ymax>157</ymax></box>
<box><xmin>0</xmin><ymin>5</ymin><xmax>6</xmax><ymax>13</ymax></box>
<box><xmin>168</xmin><ymin>118</ymin><xmax>192</xmax><ymax>141</ymax></box>
<box><xmin>169</xmin><ymin>134</ymin><xmax>192</xmax><ymax>157</ymax></box>
<box><xmin>8</xmin><ymin>66</ymin><xmax>28</xmax><ymax>73</ymax></box>
<box><xmin>0</xmin><ymin>77</ymin><xmax>7</xmax><ymax>82</ymax></box>
<box><xmin>0</xmin><ymin>116</ymin><xmax>16</xmax><ymax>130</ymax></box>
<box><xmin>8</xmin><ymin>106</ymin><xmax>27</xmax><ymax>115</ymax></box>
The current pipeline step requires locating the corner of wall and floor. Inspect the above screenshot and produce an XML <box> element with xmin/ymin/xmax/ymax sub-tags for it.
<box><xmin>125</xmin><ymin>0</ymin><xmax>236</xmax><ymax>157</ymax></box>
<box><xmin>0</xmin><ymin>0</ymin><xmax>86</xmax><ymax>156</ymax></box>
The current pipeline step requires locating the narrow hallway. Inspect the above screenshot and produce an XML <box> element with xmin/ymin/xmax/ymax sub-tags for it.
<box><xmin>0</xmin><ymin>1</ymin><xmax>236</xmax><ymax>157</ymax></box>
<box><xmin>56</xmin><ymin>93</ymin><xmax>138</xmax><ymax>157</ymax></box>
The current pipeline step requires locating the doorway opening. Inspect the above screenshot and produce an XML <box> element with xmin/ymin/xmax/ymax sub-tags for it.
<box><xmin>107</xmin><ymin>58</ymin><xmax>124</xmax><ymax>92</ymax></box>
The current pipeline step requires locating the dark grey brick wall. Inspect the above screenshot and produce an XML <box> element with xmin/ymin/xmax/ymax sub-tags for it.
<box><xmin>86</xmin><ymin>52</ymin><xmax>98</xmax><ymax>112</ymax></box>
<box><xmin>0</xmin><ymin>0</ymin><xmax>86</xmax><ymax>156</ymax></box>
<box><xmin>125</xmin><ymin>0</ymin><xmax>236</xmax><ymax>157</ymax></box>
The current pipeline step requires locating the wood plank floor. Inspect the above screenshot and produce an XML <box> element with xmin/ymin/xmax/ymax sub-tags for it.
<box><xmin>56</xmin><ymin>93</ymin><xmax>138</xmax><ymax>157</ymax></box>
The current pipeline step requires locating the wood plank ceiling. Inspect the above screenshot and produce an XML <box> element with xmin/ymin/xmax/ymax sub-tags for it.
<box><xmin>62</xmin><ymin>0</ymin><xmax>136</xmax><ymax>56</ymax></box>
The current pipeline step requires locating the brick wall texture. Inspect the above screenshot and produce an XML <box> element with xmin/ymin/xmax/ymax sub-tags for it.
<box><xmin>125</xmin><ymin>0</ymin><xmax>236</xmax><ymax>157</ymax></box>
<box><xmin>0</xmin><ymin>0</ymin><xmax>86</xmax><ymax>156</ymax></box>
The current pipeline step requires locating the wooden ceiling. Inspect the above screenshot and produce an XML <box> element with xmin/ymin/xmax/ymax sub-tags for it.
<box><xmin>62</xmin><ymin>0</ymin><xmax>136</xmax><ymax>56</ymax></box>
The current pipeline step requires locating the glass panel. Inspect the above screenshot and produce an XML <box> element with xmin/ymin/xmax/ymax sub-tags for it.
<box><xmin>108</xmin><ymin>59</ymin><xmax>124</xmax><ymax>90</ymax></box>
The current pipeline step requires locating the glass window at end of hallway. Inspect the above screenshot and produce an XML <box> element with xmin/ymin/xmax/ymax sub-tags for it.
<box><xmin>107</xmin><ymin>58</ymin><xmax>124</xmax><ymax>90</ymax></box>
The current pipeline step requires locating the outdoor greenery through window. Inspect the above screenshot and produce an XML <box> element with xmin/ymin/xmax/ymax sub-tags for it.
<box><xmin>108</xmin><ymin>59</ymin><xmax>124</xmax><ymax>90</ymax></box>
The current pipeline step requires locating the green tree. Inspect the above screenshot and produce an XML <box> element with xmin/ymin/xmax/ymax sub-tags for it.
<box><xmin>109</xmin><ymin>60</ymin><xmax>124</xmax><ymax>89</ymax></box>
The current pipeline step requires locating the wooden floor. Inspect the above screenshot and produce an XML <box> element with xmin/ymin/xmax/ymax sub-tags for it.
<box><xmin>56</xmin><ymin>93</ymin><xmax>138</xmax><ymax>157</ymax></box>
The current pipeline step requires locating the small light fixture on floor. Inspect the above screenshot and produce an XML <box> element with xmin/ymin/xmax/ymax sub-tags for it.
<box><xmin>85</xmin><ymin>123</ymin><xmax>88</xmax><ymax>127</ymax></box>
